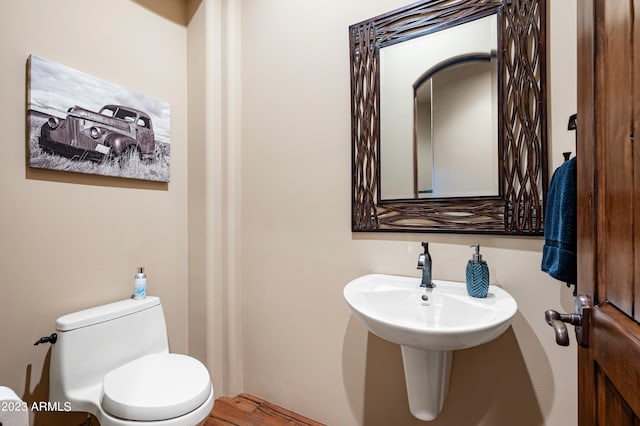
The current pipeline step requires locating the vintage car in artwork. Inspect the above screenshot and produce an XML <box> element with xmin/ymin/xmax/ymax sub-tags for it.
<box><xmin>39</xmin><ymin>104</ymin><xmax>156</xmax><ymax>162</ymax></box>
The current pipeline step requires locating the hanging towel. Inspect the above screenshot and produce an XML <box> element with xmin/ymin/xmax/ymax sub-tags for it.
<box><xmin>541</xmin><ymin>157</ymin><xmax>577</xmax><ymax>284</ymax></box>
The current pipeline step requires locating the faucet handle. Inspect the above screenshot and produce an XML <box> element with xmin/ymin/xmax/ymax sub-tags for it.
<box><xmin>417</xmin><ymin>242</ymin><xmax>429</xmax><ymax>269</ymax></box>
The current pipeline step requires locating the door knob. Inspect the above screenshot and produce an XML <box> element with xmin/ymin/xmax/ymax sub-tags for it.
<box><xmin>545</xmin><ymin>295</ymin><xmax>593</xmax><ymax>347</ymax></box>
<box><xmin>545</xmin><ymin>310</ymin><xmax>581</xmax><ymax>346</ymax></box>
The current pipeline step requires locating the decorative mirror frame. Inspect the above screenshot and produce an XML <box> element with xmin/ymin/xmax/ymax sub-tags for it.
<box><xmin>350</xmin><ymin>0</ymin><xmax>547</xmax><ymax>234</ymax></box>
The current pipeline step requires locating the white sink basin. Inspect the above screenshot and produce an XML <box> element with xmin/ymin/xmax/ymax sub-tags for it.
<box><xmin>343</xmin><ymin>273</ymin><xmax>518</xmax><ymax>351</ymax></box>
<box><xmin>343</xmin><ymin>274</ymin><xmax>518</xmax><ymax>421</ymax></box>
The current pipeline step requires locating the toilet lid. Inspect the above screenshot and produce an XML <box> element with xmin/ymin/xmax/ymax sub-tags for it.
<box><xmin>102</xmin><ymin>353</ymin><xmax>212</xmax><ymax>421</ymax></box>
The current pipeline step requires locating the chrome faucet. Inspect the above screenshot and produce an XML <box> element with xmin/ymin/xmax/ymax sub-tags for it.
<box><xmin>417</xmin><ymin>242</ymin><xmax>433</xmax><ymax>288</ymax></box>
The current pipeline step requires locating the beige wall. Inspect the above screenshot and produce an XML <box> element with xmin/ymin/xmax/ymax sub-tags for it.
<box><xmin>240</xmin><ymin>0</ymin><xmax>577</xmax><ymax>425</ymax></box>
<box><xmin>0</xmin><ymin>0</ymin><xmax>189</xmax><ymax>424</ymax></box>
<box><xmin>431</xmin><ymin>61</ymin><xmax>497</xmax><ymax>197</ymax></box>
<box><xmin>1</xmin><ymin>0</ymin><xmax>578</xmax><ymax>425</ymax></box>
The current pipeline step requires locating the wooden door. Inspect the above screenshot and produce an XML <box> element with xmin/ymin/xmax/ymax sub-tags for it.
<box><xmin>577</xmin><ymin>0</ymin><xmax>640</xmax><ymax>424</ymax></box>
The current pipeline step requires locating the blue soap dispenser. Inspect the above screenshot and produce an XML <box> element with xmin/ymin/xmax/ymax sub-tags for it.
<box><xmin>466</xmin><ymin>244</ymin><xmax>489</xmax><ymax>298</ymax></box>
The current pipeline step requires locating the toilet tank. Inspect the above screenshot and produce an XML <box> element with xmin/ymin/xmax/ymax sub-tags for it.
<box><xmin>49</xmin><ymin>297</ymin><xmax>169</xmax><ymax>404</ymax></box>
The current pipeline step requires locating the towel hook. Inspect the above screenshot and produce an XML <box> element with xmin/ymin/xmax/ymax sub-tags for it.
<box><xmin>565</xmin><ymin>113</ymin><xmax>577</xmax><ymax>161</ymax></box>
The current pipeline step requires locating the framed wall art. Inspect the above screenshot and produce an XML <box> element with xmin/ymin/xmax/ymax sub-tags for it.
<box><xmin>27</xmin><ymin>55</ymin><xmax>171</xmax><ymax>182</ymax></box>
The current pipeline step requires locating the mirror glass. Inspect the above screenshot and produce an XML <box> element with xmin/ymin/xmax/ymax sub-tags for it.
<box><xmin>379</xmin><ymin>15</ymin><xmax>498</xmax><ymax>200</ymax></box>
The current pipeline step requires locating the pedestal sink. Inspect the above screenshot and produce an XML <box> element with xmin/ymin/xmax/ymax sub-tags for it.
<box><xmin>343</xmin><ymin>274</ymin><xmax>517</xmax><ymax>421</ymax></box>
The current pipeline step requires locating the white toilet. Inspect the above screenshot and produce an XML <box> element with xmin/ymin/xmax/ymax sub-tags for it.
<box><xmin>49</xmin><ymin>296</ymin><xmax>214</xmax><ymax>426</ymax></box>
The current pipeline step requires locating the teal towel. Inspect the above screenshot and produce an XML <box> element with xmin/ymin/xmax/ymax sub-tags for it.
<box><xmin>541</xmin><ymin>157</ymin><xmax>577</xmax><ymax>284</ymax></box>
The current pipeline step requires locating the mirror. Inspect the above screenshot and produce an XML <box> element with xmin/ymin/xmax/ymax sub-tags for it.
<box><xmin>380</xmin><ymin>15</ymin><xmax>499</xmax><ymax>200</ymax></box>
<box><xmin>350</xmin><ymin>0</ymin><xmax>547</xmax><ymax>234</ymax></box>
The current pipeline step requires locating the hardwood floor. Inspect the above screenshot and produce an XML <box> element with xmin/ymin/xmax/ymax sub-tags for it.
<box><xmin>205</xmin><ymin>393</ymin><xmax>325</xmax><ymax>426</ymax></box>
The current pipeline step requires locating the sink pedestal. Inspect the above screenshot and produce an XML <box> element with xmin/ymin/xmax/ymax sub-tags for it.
<box><xmin>401</xmin><ymin>346</ymin><xmax>452</xmax><ymax>421</ymax></box>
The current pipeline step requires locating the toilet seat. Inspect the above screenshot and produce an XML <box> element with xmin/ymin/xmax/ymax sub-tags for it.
<box><xmin>101</xmin><ymin>353</ymin><xmax>212</xmax><ymax>421</ymax></box>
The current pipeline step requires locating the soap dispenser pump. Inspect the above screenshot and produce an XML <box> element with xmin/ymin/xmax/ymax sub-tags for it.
<box><xmin>466</xmin><ymin>244</ymin><xmax>489</xmax><ymax>298</ymax></box>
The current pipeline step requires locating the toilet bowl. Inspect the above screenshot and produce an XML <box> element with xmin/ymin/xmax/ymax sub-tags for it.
<box><xmin>48</xmin><ymin>296</ymin><xmax>214</xmax><ymax>426</ymax></box>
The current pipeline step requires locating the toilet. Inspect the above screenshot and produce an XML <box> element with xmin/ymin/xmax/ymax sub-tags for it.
<box><xmin>49</xmin><ymin>296</ymin><xmax>214</xmax><ymax>426</ymax></box>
